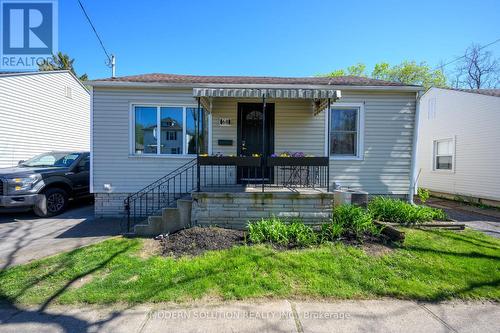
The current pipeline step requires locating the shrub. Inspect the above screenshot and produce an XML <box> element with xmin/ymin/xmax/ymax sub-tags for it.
<box><xmin>248</xmin><ymin>206</ymin><xmax>383</xmax><ymax>247</ymax></box>
<box><xmin>247</xmin><ymin>217</ymin><xmax>317</xmax><ymax>247</ymax></box>
<box><xmin>247</xmin><ymin>216</ymin><xmax>289</xmax><ymax>245</ymax></box>
<box><xmin>329</xmin><ymin>204</ymin><xmax>379</xmax><ymax>240</ymax></box>
<box><xmin>417</xmin><ymin>188</ymin><xmax>430</xmax><ymax>203</ymax></box>
<box><xmin>318</xmin><ymin>223</ymin><xmax>344</xmax><ymax>242</ymax></box>
<box><xmin>287</xmin><ymin>220</ymin><xmax>318</xmax><ymax>247</ymax></box>
<box><xmin>368</xmin><ymin>196</ymin><xmax>447</xmax><ymax>224</ymax></box>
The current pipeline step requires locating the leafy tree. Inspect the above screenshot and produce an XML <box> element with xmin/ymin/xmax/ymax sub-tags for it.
<box><xmin>372</xmin><ymin>61</ymin><xmax>447</xmax><ymax>88</ymax></box>
<box><xmin>323</xmin><ymin>63</ymin><xmax>366</xmax><ymax>77</ymax></box>
<box><xmin>321</xmin><ymin>61</ymin><xmax>447</xmax><ymax>89</ymax></box>
<box><xmin>346</xmin><ymin>63</ymin><xmax>367</xmax><ymax>77</ymax></box>
<box><xmin>38</xmin><ymin>52</ymin><xmax>88</xmax><ymax>81</ymax></box>
<box><xmin>323</xmin><ymin>69</ymin><xmax>346</xmax><ymax>77</ymax></box>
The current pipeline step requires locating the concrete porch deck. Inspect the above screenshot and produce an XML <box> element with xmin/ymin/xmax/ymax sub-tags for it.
<box><xmin>200</xmin><ymin>184</ymin><xmax>329</xmax><ymax>194</ymax></box>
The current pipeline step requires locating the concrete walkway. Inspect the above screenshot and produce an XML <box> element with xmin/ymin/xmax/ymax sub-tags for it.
<box><xmin>0</xmin><ymin>203</ymin><xmax>121</xmax><ymax>268</ymax></box>
<box><xmin>426</xmin><ymin>198</ymin><xmax>500</xmax><ymax>238</ymax></box>
<box><xmin>0</xmin><ymin>300</ymin><xmax>498</xmax><ymax>333</ymax></box>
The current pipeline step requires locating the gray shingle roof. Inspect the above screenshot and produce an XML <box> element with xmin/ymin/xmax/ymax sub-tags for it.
<box><xmin>90</xmin><ymin>73</ymin><xmax>420</xmax><ymax>87</ymax></box>
<box><xmin>446</xmin><ymin>88</ymin><xmax>500</xmax><ymax>97</ymax></box>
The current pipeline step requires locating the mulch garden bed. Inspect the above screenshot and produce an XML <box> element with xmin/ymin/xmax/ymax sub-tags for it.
<box><xmin>158</xmin><ymin>226</ymin><xmax>245</xmax><ymax>257</ymax></box>
<box><xmin>157</xmin><ymin>226</ymin><xmax>393</xmax><ymax>258</ymax></box>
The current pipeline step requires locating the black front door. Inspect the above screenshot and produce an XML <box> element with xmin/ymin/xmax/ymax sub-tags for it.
<box><xmin>237</xmin><ymin>103</ymin><xmax>274</xmax><ymax>182</ymax></box>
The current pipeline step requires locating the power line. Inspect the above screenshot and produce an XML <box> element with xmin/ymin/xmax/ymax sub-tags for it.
<box><xmin>434</xmin><ymin>37</ymin><xmax>500</xmax><ymax>71</ymax></box>
<box><xmin>77</xmin><ymin>0</ymin><xmax>111</xmax><ymax>62</ymax></box>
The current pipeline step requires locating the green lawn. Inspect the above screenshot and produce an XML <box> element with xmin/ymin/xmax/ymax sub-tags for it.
<box><xmin>0</xmin><ymin>229</ymin><xmax>499</xmax><ymax>306</ymax></box>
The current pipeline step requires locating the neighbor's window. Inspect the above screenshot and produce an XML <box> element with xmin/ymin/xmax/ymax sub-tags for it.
<box><xmin>160</xmin><ymin>107</ymin><xmax>183</xmax><ymax>154</ymax></box>
<box><xmin>330</xmin><ymin>108</ymin><xmax>360</xmax><ymax>157</ymax></box>
<box><xmin>434</xmin><ymin>139</ymin><xmax>453</xmax><ymax>170</ymax></box>
<box><xmin>133</xmin><ymin>105</ymin><xmax>207</xmax><ymax>155</ymax></box>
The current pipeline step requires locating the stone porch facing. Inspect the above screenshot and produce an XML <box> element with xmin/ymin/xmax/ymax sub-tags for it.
<box><xmin>191</xmin><ymin>191</ymin><xmax>335</xmax><ymax>229</ymax></box>
<box><xmin>94</xmin><ymin>193</ymin><xmax>129</xmax><ymax>218</ymax></box>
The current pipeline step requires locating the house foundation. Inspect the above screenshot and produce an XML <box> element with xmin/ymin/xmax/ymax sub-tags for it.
<box><xmin>191</xmin><ymin>191</ymin><xmax>335</xmax><ymax>229</ymax></box>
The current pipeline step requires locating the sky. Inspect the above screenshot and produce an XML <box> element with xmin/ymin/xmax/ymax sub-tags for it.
<box><xmin>59</xmin><ymin>0</ymin><xmax>500</xmax><ymax>80</ymax></box>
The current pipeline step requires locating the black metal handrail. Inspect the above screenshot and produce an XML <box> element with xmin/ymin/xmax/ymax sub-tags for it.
<box><xmin>124</xmin><ymin>158</ymin><xmax>197</xmax><ymax>232</ymax></box>
<box><xmin>198</xmin><ymin>156</ymin><xmax>329</xmax><ymax>191</ymax></box>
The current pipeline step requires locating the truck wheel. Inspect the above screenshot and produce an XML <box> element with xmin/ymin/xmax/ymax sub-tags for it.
<box><xmin>34</xmin><ymin>188</ymin><xmax>69</xmax><ymax>217</ymax></box>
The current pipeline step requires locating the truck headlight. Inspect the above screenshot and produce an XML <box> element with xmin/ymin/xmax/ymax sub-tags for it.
<box><xmin>7</xmin><ymin>174</ymin><xmax>41</xmax><ymax>192</ymax></box>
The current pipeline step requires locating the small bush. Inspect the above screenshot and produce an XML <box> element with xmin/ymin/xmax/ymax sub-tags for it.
<box><xmin>247</xmin><ymin>217</ymin><xmax>317</xmax><ymax>247</ymax></box>
<box><xmin>287</xmin><ymin>220</ymin><xmax>318</xmax><ymax>247</ymax></box>
<box><xmin>368</xmin><ymin>196</ymin><xmax>447</xmax><ymax>224</ymax></box>
<box><xmin>248</xmin><ymin>206</ymin><xmax>382</xmax><ymax>247</ymax></box>
<box><xmin>247</xmin><ymin>216</ymin><xmax>289</xmax><ymax>245</ymax></box>
<box><xmin>318</xmin><ymin>222</ymin><xmax>344</xmax><ymax>242</ymax></box>
<box><xmin>325</xmin><ymin>204</ymin><xmax>380</xmax><ymax>240</ymax></box>
<box><xmin>417</xmin><ymin>188</ymin><xmax>430</xmax><ymax>203</ymax></box>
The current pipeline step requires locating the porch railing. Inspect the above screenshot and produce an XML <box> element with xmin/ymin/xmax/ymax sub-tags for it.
<box><xmin>124</xmin><ymin>158</ymin><xmax>197</xmax><ymax>232</ymax></box>
<box><xmin>124</xmin><ymin>156</ymin><xmax>330</xmax><ymax>232</ymax></box>
<box><xmin>198</xmin><ymin>156</ymin><xmax>329</xmax><ymax>191</ymax></box>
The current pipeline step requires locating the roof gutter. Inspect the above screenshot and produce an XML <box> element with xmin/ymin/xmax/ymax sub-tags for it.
<box><xmin>408</xmin><ymin>90</ymin><xmax>423</xmax><ymax>204</ymax></box>
<box><xmin>86</xmin><ymin>80</ymin><xmax>425</xmax><ymax>92</ymax></box>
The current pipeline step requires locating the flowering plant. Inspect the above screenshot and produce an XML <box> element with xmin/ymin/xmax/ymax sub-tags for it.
<box><xmin>271</xmin><ymin>151</ymin><xmax>313</xmax><ymax>157</ymax></box>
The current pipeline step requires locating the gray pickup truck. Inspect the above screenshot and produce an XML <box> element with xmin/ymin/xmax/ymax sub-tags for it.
<box><xmin>0</xmin><ymin>151</ymin><xmax>91</xmax><ymax>217</ymax></box>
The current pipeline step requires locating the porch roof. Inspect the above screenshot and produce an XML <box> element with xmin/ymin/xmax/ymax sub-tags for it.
<box><xmin>193</xmin><ymin>88</ymin><xmax>340</xmax><ymax>115</ymax></box>
<box><xmin>192</xmin><ymin>87</ymin><xmax>341</xmax><ymax>99</ymax></box>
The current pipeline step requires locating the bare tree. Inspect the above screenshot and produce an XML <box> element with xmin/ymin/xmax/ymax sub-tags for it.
<box><xmin>455</xmin><ymin>44</ymin><xmax>500</xmax><ymax>89</ymax></box>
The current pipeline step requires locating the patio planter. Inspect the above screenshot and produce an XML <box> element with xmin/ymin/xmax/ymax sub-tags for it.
<box><xmin>266</xmin><ymin>157</ymin><xmax>329</xmax><ymax>166</ymax></box>
<box><xmin>198</xmin><ymin>156</ymin><xmax>262</xmax><ymax>166</ymax></box>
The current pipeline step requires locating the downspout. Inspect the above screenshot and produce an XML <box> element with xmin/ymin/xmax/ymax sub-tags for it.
<box><xmin>89</xmin><ymin>86</ymin><xmax>94</xmax><ymax>194</ymax></box>
<box><xmin>408</xmin><ymin>90</ymin><xmax>423</xmax><ymax>204</ymax></box>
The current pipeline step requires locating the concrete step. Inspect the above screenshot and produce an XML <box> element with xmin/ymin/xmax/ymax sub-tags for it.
<box><xmin>134</xmin><ymin>198</ymin><xmax>193</xmax><ymax>237</ymax></box>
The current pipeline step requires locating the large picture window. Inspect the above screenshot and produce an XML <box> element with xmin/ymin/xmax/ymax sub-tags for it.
<box><xmin>186</xmin><ymin>107</ymin><xmax>209</xmax><ymax>155</ymax></box>
<box><xmin>134</xmin><ymin>106</ymin><xmax>158</xmax><ymax>154</ymax></box>
<box><xmin>329</xmin><ymin>105</ymin><xmax>363</xmax><ymax>158</ymax></box>
<box><xmin>133</xmin><ymin>105</ymin><xmax>208</xmax><ymax>155</ymax></box>
<box><xmin>160</xmin><ymin>107</ymin><xmax>183</xmax><ymax>154</ymax></box>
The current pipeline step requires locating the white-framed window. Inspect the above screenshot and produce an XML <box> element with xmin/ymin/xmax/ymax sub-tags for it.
<box><xmin>326</xmin><ymin>103</ymin><xmax>364</xmax><ymax>160</ymax></box>
<box><xmin>433</xmin><ymin>138</ymin><xmax>454</xmax><ymax>171</ymax></box>
<box><xmin>131</xmin><ymin>105</ymin><xmax>209</xmax><ymax>156</ymax></box>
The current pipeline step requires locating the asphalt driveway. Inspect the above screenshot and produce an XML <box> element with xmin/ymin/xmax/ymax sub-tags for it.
<box><xmin>426</xmin><ymin>198</ymin><xmax>500</xmax><ymax>238</ymax></box>
<box><xmin>0</xmin><ymin>202</ymin><xmax>121</xmax><ymax>269</ymax></box>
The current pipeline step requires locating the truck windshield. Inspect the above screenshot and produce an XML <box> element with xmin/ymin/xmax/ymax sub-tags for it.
<box><xmin>21</xmin><ymin>153</ymin><xmax>81</xmax><ymax>168</ymax></box>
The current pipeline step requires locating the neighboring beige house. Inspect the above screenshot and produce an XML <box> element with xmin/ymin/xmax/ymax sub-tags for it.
<box><xmin>418</xmin><ymin>87</ymin><xmax>500</xmax><ymax>207</ymax></box>
<box><xmin>88</xmin><ymin>73</ymin><xmax>423</xmax><ymax>228</ymax></box>
<box><xmin>0</xmin><ymin>71</ymin><xmax>90</xmax><ymax>168</ymax></box>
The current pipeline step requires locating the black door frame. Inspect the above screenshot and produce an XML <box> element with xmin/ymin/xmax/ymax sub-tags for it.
<box><xmin>236</xmin><ymin>102</ymin><xmax>275</xmax><ymax>183</ymax></box>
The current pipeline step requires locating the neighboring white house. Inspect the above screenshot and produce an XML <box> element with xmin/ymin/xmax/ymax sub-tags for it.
<box><xmin>0</xmin><ymin>71</ymin><xmax>90</xmax><ymax>168</ymax></box>
<box><xmin>418</xmin><ymin>87</ymin><xmax>500</xmax><ymax>206</ymax></box>
<box><xmin>88</xmin><ymin>73</ymin><xmax>423</xmax><ymax>219</ymax></box>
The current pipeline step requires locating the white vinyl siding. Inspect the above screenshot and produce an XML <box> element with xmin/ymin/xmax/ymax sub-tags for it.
<box><xmin>0</xmin><ymin>72</ymin><xmax>90</xmax><ymax>168</ymax></box>
<box><xmin>93</xmin><ymin>88</ymin><xmax>196</xmax><ymax>193</ymax></box>
<box><xmin>92</xmin><ymin>88</ymin><xmax>416</xmax><ymax>195</ymax></box>
<box><xmin>418</xmin><ymin>88</ymin><xmax>500</xmax><ymax>202</ymax></box>
<box><xmin>329</xmin><ymin>91</ymin><xmax>415</xmax><ymax>195</ymax></box>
